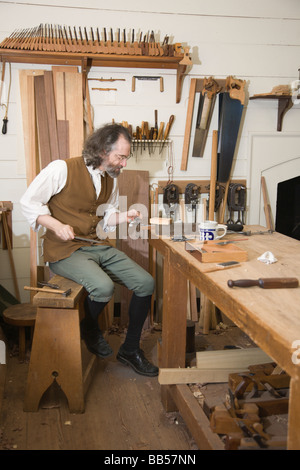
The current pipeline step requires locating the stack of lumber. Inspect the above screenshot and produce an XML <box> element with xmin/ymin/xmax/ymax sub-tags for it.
<box><xmin>158</xmin><ymin>348</ymin><xmax>273</xmax><ymax>385</ymax></box>
<box><xmin>19</xmin><ymin>66</ymin><xmax>85</xmax><ymax>289</ymax></box>
<box><xmin>19</xmin><ymin>66</ymin><xmax>84</xmax><ymax>183</ymax></box>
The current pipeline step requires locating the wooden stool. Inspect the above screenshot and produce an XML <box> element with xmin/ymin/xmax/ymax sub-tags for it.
<box><xmin>3</xmin><ymin>303</ymin><xmax>36</xmax><ymax>361</ymax></box>
<box><xmin>23</xmin><ymin>275</ymin><xmax>96</xmax><ymax>414</ymax></box>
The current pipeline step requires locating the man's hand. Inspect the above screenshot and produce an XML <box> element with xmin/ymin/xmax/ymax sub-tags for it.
<box><xmin>106</xmin><ymin>210</ymin><xmax>141</xmax><ymax>226</ymax></box>
<box><xmin>54</xmin><ymin>223</ymin><xmax>75</xmax><ymax>241</ymax></box>
<box><xmin>37</xmin><ymin>214</ymin><xmax>75</xmax><ymax>240</ymax></box>
<box><xmin>126</xmin><ymin>210</ymin><xmax>141</xmax><ymax>224</ymax></box>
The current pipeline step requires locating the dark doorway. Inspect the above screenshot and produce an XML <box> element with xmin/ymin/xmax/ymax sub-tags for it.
<box><xmin>275</xmin><ymin>175</ymin><xmax>300</xmax><ymax>240</ymax></box>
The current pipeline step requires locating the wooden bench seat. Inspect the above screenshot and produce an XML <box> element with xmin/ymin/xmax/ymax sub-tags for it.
<box><xmin>24</xmin><ymin>275</ymin><xmax>96</xmax><ymax>414</ymax></box>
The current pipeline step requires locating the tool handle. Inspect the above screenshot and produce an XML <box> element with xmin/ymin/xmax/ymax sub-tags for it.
<box><xmin>160</xmin><ymin>77</ymin><xmax>164</xmax><ymax>92</ymax></box>
<box><xmin>157</xmin><ymin>122</ymin><xmax>164</xmax><ymax>140</ymax></box>
<box><xmin>228</xmin><ymin>278</ymin><xmax>299</xmax><ymax>289</ymax></box>
<box><xmin>228</xmin><ymin>279</ymin><xmax>259</xmax><ymax>288</ymax></box>
<box><xmin>2</xmin><ymin>117</ymin><xmax>8</xmax><ymax>134</ymax></box>
<box><xmin>24</xmin><ymin>286</ymin><xmax>66</xmax><ymax>294</ymax></box>
<box><xmin>226</xmin><ymin>223</ymin><xmax>244</xmax><ymax>232</ymax></box>
<box><xmin>259</xmin><ymin>277</ymin><xmax>299</xmax><ymax>289</ymax></box>
<box><xmin>131</xmin><ymin>76</ymin><xmax>135</xmax><ymax>92</ymax></box>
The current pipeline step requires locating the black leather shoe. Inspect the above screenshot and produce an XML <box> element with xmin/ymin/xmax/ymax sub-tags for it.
<box><xmin>81</xmin><ymin>323</ymin><xmax>113</xmax><ymax>359</ymax></box>
<box><xmin>117</xmin><ymin>346</ymin><xmax>158</xmax><ymax>377</ymax></box>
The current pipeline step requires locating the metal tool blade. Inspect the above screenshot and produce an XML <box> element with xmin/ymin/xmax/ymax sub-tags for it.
<box><xmin>192</xmin><ymin>93</ymin><xmax>216</xmax><ymax>157</ymax></box>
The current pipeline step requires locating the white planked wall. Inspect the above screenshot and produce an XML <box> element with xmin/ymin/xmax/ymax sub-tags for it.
<box><xmin>0</xmin><ymin>0</ymin><xmax>300</xmax><ymax>301</ymax></box>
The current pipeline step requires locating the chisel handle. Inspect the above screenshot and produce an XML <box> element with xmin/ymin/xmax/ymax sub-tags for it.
<box><xmin>259</xmin><ymin>278</ymin><xmax>299</xmax><ymax>288</ymax></box>
<box><xmin>228</xmin><ymin>278</ymin><xmax>299</xmax><ymax>289</ymax></box>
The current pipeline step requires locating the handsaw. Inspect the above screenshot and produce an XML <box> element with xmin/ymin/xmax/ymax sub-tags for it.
<box><xmin>192</xmin><ymin>77</ymin><xmax>221</xmax><ymax>157</ymax></box>
<box><xmin>217</xmin><ymin>76</ymin><xmax>245</xmax><ymax>183</ymax></box>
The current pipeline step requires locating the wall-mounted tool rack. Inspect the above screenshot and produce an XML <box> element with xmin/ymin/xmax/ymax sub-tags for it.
<box><xmin>0</xmin><ymin>26</ymin><xmax>192</xmax><ymax>103</ymax></box>
<box><xmin>132</xmin><ymin>139</ymin><xmax>171</xmax><ymax>158</ymax></box>
<box><xmin>181</xmin><ymin>77</ymin><xmax>246</xmax><ymax>171</ymax></box>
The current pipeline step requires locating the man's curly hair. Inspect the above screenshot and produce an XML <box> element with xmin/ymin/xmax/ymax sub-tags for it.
<box><xmin>82</xmin><ymin>123</ymin><xmax>132</xmax><ymax>169</ymax></box>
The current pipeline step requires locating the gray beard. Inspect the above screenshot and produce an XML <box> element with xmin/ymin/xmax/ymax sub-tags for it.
<box><xmin>105</xmin><ymin>166</ymin><xmax>122</xmax><ymax>178</ymax></box>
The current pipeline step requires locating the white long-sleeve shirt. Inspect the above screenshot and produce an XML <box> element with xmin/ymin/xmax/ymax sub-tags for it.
<box><xmin>20</xmin><ymin>159</ymin><xmax>119</xmax><ymax>233</ymax></box>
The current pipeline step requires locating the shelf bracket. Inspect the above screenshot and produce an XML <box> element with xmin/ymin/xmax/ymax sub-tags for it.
<box><xmin>277</xmin><ymin>96</ymin><xmax>293</xmax><ymax>132</ymax></box>
<box><xmin>250</xmin><ymin>94</ymin><xmax>293</xmax><ymax>132</ymax></box>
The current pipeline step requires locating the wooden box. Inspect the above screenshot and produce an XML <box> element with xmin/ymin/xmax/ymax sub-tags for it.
<box><xmin>185</xmin><ymin>240</ymin><xmax>248</xmax><ymax>263</ymax></box>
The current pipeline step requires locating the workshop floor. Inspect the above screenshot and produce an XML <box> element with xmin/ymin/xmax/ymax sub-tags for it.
<box><xmin>0</xmin><ymin>322</ymin><xmax>288</xmax><ymax>450</ymax></box>
<box><xmin>0</xmin><ymin>325</ymin><xmax>198</xmax><ymax>451</ymax></box>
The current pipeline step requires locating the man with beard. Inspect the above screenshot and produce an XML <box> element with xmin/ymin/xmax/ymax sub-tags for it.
<box><xmin>20</xmin><ymin>123</ymin><xmax>158</xmax><ymax>377</ymax></box>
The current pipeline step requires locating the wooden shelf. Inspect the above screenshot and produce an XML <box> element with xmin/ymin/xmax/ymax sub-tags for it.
<box><xmin>250</xmin><ymin>94</ymin><xmax>293</xmax><ymax>131</ymax></box>
<box><xmin>0</xmin><ymin>48</ymin><xmax>191</xmax><ymax>103</ymax></box>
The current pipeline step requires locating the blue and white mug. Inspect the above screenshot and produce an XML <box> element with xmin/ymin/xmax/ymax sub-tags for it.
<box><xmin>199</xmin><ymin>220</ymin><xmax>227</xmax><ymax>241</ymax></box>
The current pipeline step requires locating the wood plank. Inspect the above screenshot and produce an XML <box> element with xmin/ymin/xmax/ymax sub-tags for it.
<box><xmin>19</xmin><ymin>69</ymin><xmax>44</xmax><ymax>184</ymax></box>
<box><xmin>196</xmin><ymin>347</ymin><xmax>273</xmax><ymax>369</ymax></box>
<box><xmin>181</xmin><ymin>78</ymin><xmax>197</xmax><ymax>171</ymax></box>
<box><xmin>52</xmin><ymin>66</ymin><xmax>78</xmax><ymax>120</ymax></box>
<box><xmin>52</xmin><ymin>70</ymin><xmax>66</xmax><ymax>120</ymax></box>
<box><xmin>32</xmin><ymin>275</ymin><xmax>84</xmax><ymax>309</ymax></box>
<box><xmin>43</xmin><ymin>71</ymin><xmax>60</xmax><ymax>161</ymax></box>
<box><xmin>57</xmin><ymin>120</ymin><xmax>69</xmax><ymax>159</ymax></box>
<box><xmin>34</xmin><ymin>75</ymin><xmax>52</xmax><ymax>169</ymax></box>
<box><xmin>159</xmin><ymin>367</ymin><xmax>249</xmax><ymax>385</ymax></box>
<box><xmin>287</xmin><ymin>375</ymin><xmax>300</xmax><ymax>449</ymax></box>
<box><xmin>65</xmin><ymin>72</ymin><xmax>84</xmax><ymax>157</ymax></box>
<box><xmin>19</xmin><ymin>70</ymin><xmax>44</xmax><ymax>294</ymax></box>
<box><xmin>170</xmin><ymin>384</ymin><xmax>224</xmax><ymax>450</ymax></box>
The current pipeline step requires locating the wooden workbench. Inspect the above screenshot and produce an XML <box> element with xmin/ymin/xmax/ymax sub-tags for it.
<box><xmin>149</xmin><ymin>226</ymin><xmax>300</xmax><ymax>450</ymax></box>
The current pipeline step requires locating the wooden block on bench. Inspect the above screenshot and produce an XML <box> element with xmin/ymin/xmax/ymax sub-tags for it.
<box><xmin>32</xmin><ymin>275</ymin><xmax>85</xmax><ymax>309</ymax></box>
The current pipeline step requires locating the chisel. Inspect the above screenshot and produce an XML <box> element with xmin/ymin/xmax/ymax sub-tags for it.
<box><xmin>159</xmin><ymin>114</ymin><xmax>174</xmax><ymax>153</ymax></box>
<box><xmin>228</xmin><ymin>278</ymin><xmax>299</xmax><ymax>289</ymax></box>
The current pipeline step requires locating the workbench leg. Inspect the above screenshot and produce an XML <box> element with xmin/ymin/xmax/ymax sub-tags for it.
<box><xmin>160</xmin><ymin>252</ymin><xmax>187</xmax><ymax>411</ymax></box>
<box><xmin>287</xmin><ymin>375</ymin><xmax>300</xmax><ymax>449</ymax></box>
<box><xmin>24</xmin><ymin>307</ymin><xmax>85</xmax><ymax>413</ymax></box>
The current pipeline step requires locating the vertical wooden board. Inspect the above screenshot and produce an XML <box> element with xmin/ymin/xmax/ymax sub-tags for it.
<box><xmin>34</xmin><ymin>75</ymin><xmax>52</xmax><ymax>169</ymax></box>
<box><xmin>52</xmin><ymin>66</ymin><xmax>78</xmax><ymax>120</ymax></box>
<box><xmin>19</xmin><ymin>70</ymin><xmax>44</xmax><ymax>184</ymax></box>
<box><xmin>181</xmin><ymin>78</ymin><xmax>197</xmax><ymax>171</ymax></box>
<box><xmin>19</xmin><ymin>70</ymin><xmax>45</xmax><ymax>295</ymax></box>
<box><xmin>118</xmin><ymin>170</ymin><xmax>150</xmax><ymax>325</ymax></box>
<box><xmin>53</xmin><ymin>71</ymin><xmax>66</xmax><ymax>120</ymax></box>
<box><xmin>43</xmin><ymin>71</ymin><xmax>60</xmax><ymax>161</ymax></box>
<box><xmin>57</xmin><ymin>120</ymin><xmax>69</xmax><ymax>159</ymax></box>
<box><xmin>65</xmin><ymin>72</ymin><xmax>84</xmax><ymax>157</ymax></box>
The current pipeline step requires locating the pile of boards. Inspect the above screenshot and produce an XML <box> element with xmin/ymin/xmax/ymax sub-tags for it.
<box><xmin>159</xmin><ymin>347</ymin><xmax>290</xmax><ymax>450</ymax></box>
<box><xmin>19</xmin><ymin>66</ymin><xmax>86</xmax><ymax>288</ymax></box>
<box><xmin>19</xmin><ymin>66</ymin><xmax>85</xmax><ymax>183</ymax></box>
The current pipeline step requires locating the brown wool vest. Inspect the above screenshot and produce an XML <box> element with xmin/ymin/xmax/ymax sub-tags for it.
<box><xmin>43</xmin><ymin>157</ymin><xmax>114</xmax><ymax>263</ymax></box>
